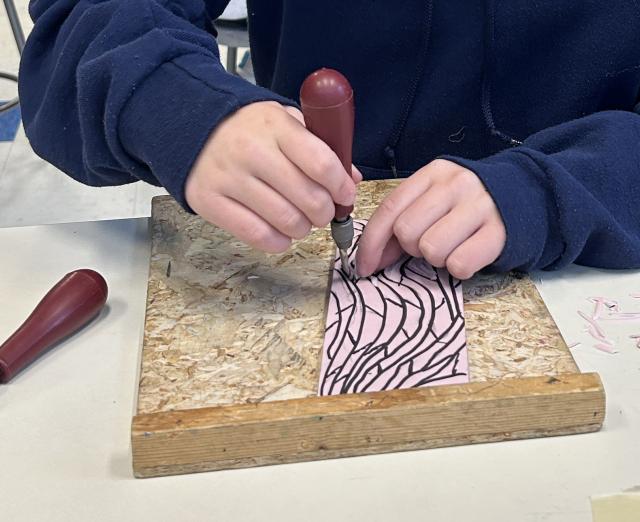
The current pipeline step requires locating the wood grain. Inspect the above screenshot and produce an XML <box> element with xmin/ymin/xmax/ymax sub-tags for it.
<box><xmin>132</xmin><ymin>372</ymin><xmax>605</xmax><ymax>477</ymax></box>
<box><xmin>131</xmin><ymin>182</ymin><xmax>598</xmax><ymax>478</ymax></box>
<box><xmin>136</xmin><ymin>185</ymin><xmax>576</xmax><ymax>414</ymax></box>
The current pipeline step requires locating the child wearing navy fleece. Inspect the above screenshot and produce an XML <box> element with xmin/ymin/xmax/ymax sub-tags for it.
<box><xmin>18</xmin><ymin>1</ymin><xmax>640</xmax><ymax>278</ymax></box>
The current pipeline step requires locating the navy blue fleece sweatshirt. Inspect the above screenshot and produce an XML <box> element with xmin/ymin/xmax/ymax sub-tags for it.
<box><xmin>19</xmin><ymin>1</ymin><xmax>640</xmax><ymax>272</ymax></box>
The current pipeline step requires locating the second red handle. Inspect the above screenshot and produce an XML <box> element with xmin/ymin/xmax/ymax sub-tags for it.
<box><xmin>0</xmin><ymin>269</ymin><xmax>108</xmax><ymax>383</ymax></box>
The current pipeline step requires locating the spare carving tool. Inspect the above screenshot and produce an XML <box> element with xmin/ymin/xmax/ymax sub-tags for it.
<box><xmin>0</xmin><ymin>269</ymin><xmax>108</xmax><ymax>383</ymax></box>
<box><xmin>300</xmin><ymin>68</ymin><xmax>356</xmax><ymax>279</ymax></box>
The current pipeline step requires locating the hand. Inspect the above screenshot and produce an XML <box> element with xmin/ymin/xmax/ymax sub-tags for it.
<box><xmin>356</xmin><ymin>159</ymin><xmax>506</xmax><ymax>279</ymax></box>
<box><xmin>185</xmin><ymin>101</ymin><xmax>361</xmax><ymax>253</ymax></box>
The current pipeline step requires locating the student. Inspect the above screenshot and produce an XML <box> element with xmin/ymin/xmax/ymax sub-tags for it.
<box><xmin>19</xmin><ymin>1</ymin><xmax>640</xmax><ymax>279</ymax></box>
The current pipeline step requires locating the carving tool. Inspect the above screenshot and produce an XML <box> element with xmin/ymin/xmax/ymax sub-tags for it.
<box><xmin>300</xmin><ymin>68</ymin><xmax>356</xmax><ymax>279</ymax></box>
<box><xmin>0</xmin><ymin>269</ymin><xmax>108</xmax><ymax>383</ymax></box>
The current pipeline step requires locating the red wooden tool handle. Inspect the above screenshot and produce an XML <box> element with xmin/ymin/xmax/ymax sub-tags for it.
<box><xmin>0</xmin><ymin>269</ymin><xmax>108</xmax><ymax>383</ymax></box>
<box><xmin>300</xmin><ymin>68</ymin><xmax>355</xmax><ymax>220</ymax></box>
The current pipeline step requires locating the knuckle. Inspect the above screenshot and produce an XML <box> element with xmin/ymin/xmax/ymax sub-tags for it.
<box><xmin>260</xmin><ymin>103</ymin><xmax>283</xmax><ymax>125</ymax></box>
<box><xmin>308</xmin><ymin>192</ymin><xmax>334</xmax><ymax>226</ymax></box>
<box><xmin>379</xmin><ymin>194</ymin><xmax>401</xmax><ymax>217</ymax></box>
<box><xmin>486</xmin><ymin>222</ymin><xmax>507</xmax><ymax>249</ymax></box>
<box><xmin>413</xmin><ymin>165</ymin><xmax>433</xmax><ymax>183</ymax></box>
<box><xmin>280</xmin><ymin>209</ymin><xmax>309</xmax><ymax>239</ymax></box>
<box><xmin>453</xmin><ymin>169</ymin><xmax>478</xmax><ymax>189</ymax></box>
<box><xmin>311</xmin><ymin>153</ymin><xmax>337</xmax><ymax>181</ymax></box>
<box><xmin>419</xmin><ymin>236</ymin><xmax>445</xmax><ymax>266</ymax></box>
<box><xmin>187</xmin><ymin>187</ymin><xmax>224</xmax><ymax>223</ymax></box>
<box><xmin>392</xmin><ymin>218</ymin><xmax>414</xmax><ymax>244</ymax></box>
<box><xmin>339</xmin><ymin>176</ymin><xmax>355</xmax><ymax>197</ymax></box>
<box><xmin>184</xmin><ymin>179</ymin><xmax>203</xmax><ymax>212</ymax></box>
<box><xmin>426</xmin><ymin>159</ymin><xmax>452</xmax><ymax>179</ymax></box>
<box><xmin>473</xmin><ymin>191</ymin><xmax>491</xmax><ymax>207</ymax></box>
<box><xmin>429</xmin><ymin>158</ymin><xmax>450</xmax><ymax>172</ymax></box>
<box><xmin>494</xmin><ymin>222</ymin><xmax>507</xmax><ymax>243</ymax></box>
<box><xmin>278</xmin><ymin>207</ymin><xmax>300</xmax><ymax>227</ymax></box>
<box><xmin>245</xmin><ymin>224</ymin><xmax>273</xmax><ymax>249</ymax></box>
<box><xmin>293</xmin><ymin>222</ymin><xmax>313</xmax><ymax>240</ymax></box>
<box><xmin>477</xmin><ymin>194</ymin><xmax>498</xmax><ymax>216</ymax></box>
<box><xmin>447</xmin><ymin>256</ymin><xmax>474</xmax><ymax>280</ymax></box>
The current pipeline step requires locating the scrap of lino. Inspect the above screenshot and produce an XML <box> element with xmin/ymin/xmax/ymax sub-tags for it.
<box><xmin>319</xmin><ymin>221</ymin><xmax>469</xmax><ymax>396</ymax></box>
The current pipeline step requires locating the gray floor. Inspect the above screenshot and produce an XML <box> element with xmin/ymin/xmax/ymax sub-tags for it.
<box><xmin>0</xmin><ymin>2</ymin><xmax>240</xmax><ymax>228</ymax></box>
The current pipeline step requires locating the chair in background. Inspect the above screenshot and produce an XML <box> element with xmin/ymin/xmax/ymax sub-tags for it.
<box><xmin>1</xmin><ymin>0</ymin><xmax>25</xmax><ymax>113</ymax></box>
<box><xmin>214</xmin><ymin>19</ymin><xmax>251</xmax><ymax>78</ymax></box>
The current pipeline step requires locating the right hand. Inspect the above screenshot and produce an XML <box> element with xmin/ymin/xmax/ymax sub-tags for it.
<box><xmin>185</xmin><ymin>101</ymin><xmax>360</xmax><ymax>253</ymax></box>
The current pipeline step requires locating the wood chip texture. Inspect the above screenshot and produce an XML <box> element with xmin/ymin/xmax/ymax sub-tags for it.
<box><xmin>136</xmin><ymin>182</ymin><xmax>576</xmax><ymax>415</ymax></box>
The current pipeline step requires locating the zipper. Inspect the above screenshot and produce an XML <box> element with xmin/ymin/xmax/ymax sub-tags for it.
<box><xmin>384</xmin><ymin>0</ymin><xmax>434</xmax><ymax>177</ymax></box>
<box><xmin>481</xmin><ymin>0</ymin><xmax>523</xmax><ymax>147</ymax></box>
<box><xmin>384</xmin><ymin>146</ymin><xmax>398</xmax><ymax>178</ymax></box>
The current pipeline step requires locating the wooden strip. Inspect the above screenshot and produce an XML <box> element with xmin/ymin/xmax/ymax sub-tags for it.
<box><xmin>132</xmin><ymin>372</ymin><xmax>605</xmax><ymax>477</ymax></box>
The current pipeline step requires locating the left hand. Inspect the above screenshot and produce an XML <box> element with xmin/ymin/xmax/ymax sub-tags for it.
<box><xmin>356</xmin><ymin>159</ymin><xmax>506</xmax><ymax>279</ymax></box>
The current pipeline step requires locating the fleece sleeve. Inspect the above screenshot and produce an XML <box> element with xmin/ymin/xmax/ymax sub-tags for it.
<box><xmin>19</xmin><ymin>0</ymin><xmax>294</xmax><ymax>209</ymax></box>
<box><xmin>443</xmin><ymin>110</ymin><xmax>640</xmax><ymax>271</ymax></box>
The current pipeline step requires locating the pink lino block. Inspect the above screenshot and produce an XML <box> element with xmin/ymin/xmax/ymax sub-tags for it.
<box><xmin>319</xmin><ymin>221</ymin><xmax>469</xmax><ymax>396</ymax></box>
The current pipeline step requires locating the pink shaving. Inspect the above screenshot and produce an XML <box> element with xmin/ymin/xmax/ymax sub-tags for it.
<box><xmin>588</xmin><ymin>297</ymin><xmax>619</xmax><ymax>319</ymax></box>
<box><xmin>580</xmin><ymin>293</ymin><xmax>640</xmax><ymax>353</ymax></box>
<box><xmin>578</xmin><ymin>303</ymin><xmax>616</xmax><ymax>354</ymax></box>
<box><xmin>586</xmin><ymin>324</ymin><xmax>615</xmax><ymax>346</ymax></box>
<box><xmin>594</xmin><ymin>343</ymin><xmax>618</xmax><ymax>354</ymax></box>
<box><xmin>600</xmin><ymin>312</ymin><xmax>640</xmax><ymax>321</ymax></box>
<box><xmin>578</xmin><ymin>310</ymin><xmax>609</xmax><ymax>339</ymax></box>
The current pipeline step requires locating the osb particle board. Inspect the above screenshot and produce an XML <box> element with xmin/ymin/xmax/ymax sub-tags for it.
<box><xmin>136</xmin><ymin>181</ymin><xmax>577</xmax><ymax>415</ymax></box>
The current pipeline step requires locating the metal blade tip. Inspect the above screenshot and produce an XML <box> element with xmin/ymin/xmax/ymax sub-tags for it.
<box><xmin>339</xmin><ymin>249</ymin><xmax>357</xmax><ymax>281</ymax></box>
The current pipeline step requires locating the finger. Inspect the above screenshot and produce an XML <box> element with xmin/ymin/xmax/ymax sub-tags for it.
<box><xmin>227</xmin><ymin>176</ymin><xmax>313</xmax><ymax>240</ymax></box>
<box><xmin>284</xmin><ymin>105</ymin><xmax>305</xmax><ymax>125</ymax></box>
<box><xmin>445</xmin><ymin>223</ymin><xmax>506</xmax><ymax>279</ymax></box>
<box><xmin>369</xmin><ymin>235</ymin><xmax>405</xmax><ymax>274</ymax></box>
<box><xmin>252</xmin><ymin>151</ymin><xmax>335</xmax><ymax>228</ymax></box>
<box><xmin>392</xmin><ymin>185</ymin><xmax>454</xmax><ymax>258</ymax></box>
<box><xmin>277</xmin><ymin>123</ymin><xmax>356</xmax><ymax>206</ymax></box>
<box><xmin>355</xmin><ymin>169</ymin><xmax>434</xmax><ymax>277</ymax></box>
<box><xmin>195</xmin><ymin>194</ymin><xmax>291</xmax><ymax>253</ymax></box>
<box><xmin>351</xmin><ymin>165</ymin><xmax>363</xmax><ymax>184</ymax></box>
<box><xmin>418</xmin><ymin>205</ymin><xmax>484</xmax><ymax>268</ymax></box>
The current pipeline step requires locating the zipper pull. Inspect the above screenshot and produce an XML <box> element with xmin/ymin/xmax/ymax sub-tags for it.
<box><xmin>384</xmin><ymin>146</ymin><xmax>398</xmax><ymax>178</ymax></box>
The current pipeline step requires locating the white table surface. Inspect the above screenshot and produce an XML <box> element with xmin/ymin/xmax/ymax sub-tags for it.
<box><xmin>1</xmin><ymin>218</ymin><xmax>639</xmax><ymax>522</ymax></box>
